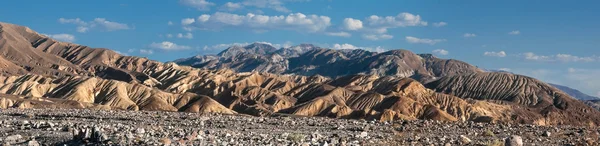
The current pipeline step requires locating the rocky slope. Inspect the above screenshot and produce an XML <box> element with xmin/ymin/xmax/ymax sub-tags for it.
<box><xmin>174</xmin><ymin>43</ymin><xmax>483</xmax><ymax>83</ymax></box>
<box><xmin>426</xmin><ymin>72</ymin><xmax>600</xmax><ymax>126</ymax></box>
<box><xmin>1</xmin><ymin>22</ymin><xmax>600</xmax><ymax>127</ymax></box>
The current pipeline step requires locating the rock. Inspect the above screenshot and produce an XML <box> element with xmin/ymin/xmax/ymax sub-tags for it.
<box><xmin>136</xmin><ymin>128</ymin><xmax>146</xmax><ymax>134</ymax></box>
<box><xmin>27</xmin><ymin>139</ymin><xmax>40</xmax><ymax>146</ymax></box>
<box><xmin>505</xmin><ymin>135</ymin><xmax>523</xmax><ymax>146</ymax></box>
<box><xmin>358</xmin><ymin>132</ymin><xmax>368</xmax><ymax>138</ymax></box>
<box><xmin>4</xmin><ymin>134</ymin><xmax>23</xmax><ymax>143</ymax></box>
<box><xmin>542</xmin><ymin>131</ymin><xmax>551</xmax><ymax>137</ymax></box>
<box><xmin>459</xmin><ymin>135</ymin><xmax>471</xmax><ymax>144</ymax></box>
<box><xmin>159</xmin><ymin>138</ymin><xmax>171</xmax><ymax>145</ymax></box>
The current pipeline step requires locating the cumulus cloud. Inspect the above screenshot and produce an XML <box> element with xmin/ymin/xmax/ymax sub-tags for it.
<box><xmin>168</xmin><ymin>21</ymin><xmax>174</xmax><ymax>25</ymax></box>
<box><xmin>177</xmin><ymin>33</ymin><xmax>194</xmax><ymax>39</ymax></box>
<box><xmin>342</xmin><ymin>12</ymin><xmax>427</xmax><ymax>41</ymax></box>
<box><xmin>182</xmin><ymin>12</ymin><xmax>331</xmax><ymax>33</ymax></box>
<box><xmin>42</xmin><ymin>33</ymin><xmax>76</xmax><ymax>42</ymax></box>
<box><xmin>332</xmin><ymin>43</ymin><xmax>357</xmax><ymax>50</ymax></box>
<box><xmin>483</xmin><ymin>51</ymin><xmax>507</xmax><ymax>57</ymax></box>
<box><xmin>463</xmin><ymin>33</ymin><xmax>476</xmax><ymax>37</ymax></box>
<box><xmin>343</xmin><ymin>18</ymin><xmax>363</xmax><ymax>30</ymax></box>
<box><xmin>139</xmin><ymin>49</ymin><xmax>154</xmax><ymax>55</ymax></box>
<box><xmin>220</xmin><ymin>2</ymin><xmax>243</xmax><ymax>11</ymax></box>
<box><xmin>325</xmin><ymin>31</ymin><xmax>351</xmax><ymax>37</ymax></box>
<box><xmin>508</xmin><ymin>30</ymin><xmax>520</xmax><ymax>35</ymax></box>
<box><xmin>366</xmin><ymin>13</ymin><xmax>428</xmax><ymax>28</ymax></box>
<box><xmin>362</xmin><ymin>34</ymin><xmax>393</xmax><ymax>40</ymax></box>
<box><xmin>433</xmin><ymin>22</ymin><xmax>447</xmax><ymax>27</ymax></box>
<box><xmin>58</xmin><ymin>18</ymin><xmax>130</xmax><ymax>33</ymax></box>
<box><xmin>521</xmin><ymin>52</ymin><xmax>597</xmax><ymax>62</ymax></box>
<box><xmin>149</xmin><ymin>41</ymin><xmax>191</xmax><ymax>50</ymax></box>
<box><xmin>180</xmin><ymin>0</ymin><xmax>215</xmax><ymax>11</ymax></box>
<box><xmin>405</xmin><ymin>36</ymin><xmax>445</xmax><ymax>45</ymax></box>
<box><xmin>432</xmin><ymin>49</ymin><xmax>449</xmax><ymax>55</ymax></box>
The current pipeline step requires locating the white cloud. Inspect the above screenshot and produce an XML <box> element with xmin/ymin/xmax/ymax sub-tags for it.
<box><xmin>182</xmin><ymin>12</ymin><xmax>331</xmax><ymax>33</ymax></box>
<box><xmin>332</xmin><ymin>43</ymin><xmax>357</xmax><ymax>50</ymax></box>
<box><xmin>329</xmin><ymin>43</ymin><xmax>385</xmax><ymax>52</ymax></box>
<box><xmin>42</xmin><ymin>33</ymin><xmax>76</xmax><ymax>42</ymax></box>
<box><xmin>432</xmin><ymin>49</ymin><xmax>449</xmax><ymax>55</ymax></box>
<box><xmin>366</xmin><ymin>13</ymin><xmax>427</xmax><ymax>28</ymax></box>
<box><xmin>181</xmin><ymin>18</ymin><xmax>196</xmax><ymax>25</ymax></box>
<box><xmin>177</xmin><ymin>33</ymin><xmax>194</xmax><ymax>39</ymax></box>
<box><xmin>343</xmin><ymin>12</ymin><xmax>428</xmax><ymax>40</ymax></box>
<box><xmin>433</xmin><ymin>22</ymin><xmax>447</xmax><ymax>27</ymax></box>
<box><xmin>325</xmin><ymin>31</ymin><xmax>351</xmax><ymax>37</ymax></box>
<box><xmin>166</xmin><ymin>34</ymin><xmax>174</xmax><ymax>38</ymax></box>
<box><xmin>498</xmin><ymin>68</ymin><xmax>511</xmax><ymax>72</ymax></box>
<box><xmin>139</xmin><ymin>49</ymin><xmax>154</xmax><ymax>55</ymax></box>
<box><xmin>180</xmin><ymin>0</ymin><xmax>215</xmax><ymax>11</ymax></box>
<box><xmin>508</xmin><ymin>30</ymin><xmax>520</xmax><ymax>35</ymax></box>
<box><xmin>168</xmin><ymin>21</ymin><xmax>174</xmax><ymax>25</ymax></box>
<box><xmin>556</xmin><ymin>54</ymin><xmax>596</xmax><ymax>62</ymax></box>
<box><xmin>363</xmin><ymin>34</ymin><xmax>393</xmax><ymax>40</ymax></box>
<box><xmin>521</xmin><ymin>52</ymin><xmax>597</xmax><ymax>62</ymax></box>
<box><xmin>483</xmin><ymin>51</ymin><xmax>507</xmax><ymax>57</ymax></box>
<box><xmin>343</xmin><ymin>18</ymin><xmax>363</xmax><ymax>30</ymax></box>
<box><xmin>220</xmin><ymin>2</ymin><xmax>243</xmax><ymax>11</ymax></box>
<box><xmin>58</xmin><ymin>18</ymin><xmax>130</xmax><ymax>33</ymax></box>
<box><xmin>149</xmin><ymin>41</ymin><xmax>191</xmax><ymax>50</ymax></box>
<box><xmin>463</xmin><ymin>33</ymin><xmax>476</xmax><ymax>37</ymax></box>
<box><xmin>405</xmin><ymin>36</ymin><xmax>445</xmax><ymax>45</ymax></box>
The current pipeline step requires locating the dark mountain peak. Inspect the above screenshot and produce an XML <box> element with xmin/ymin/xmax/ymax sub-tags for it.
<box><xmin>217</xmin><ymin>42</ymin><xmax>277</xmax><ymax>58</ymax></box>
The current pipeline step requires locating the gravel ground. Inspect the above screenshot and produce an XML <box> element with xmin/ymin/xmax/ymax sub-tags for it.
<box><xmin>0</xmin><ymin>108</ymin><xmax>598</xmax><ymax>146</ymax></box>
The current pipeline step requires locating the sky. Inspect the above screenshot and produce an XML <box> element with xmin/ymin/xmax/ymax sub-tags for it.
<box><xmin>1</xmin><ymin>0</ymin><xmax>599</xmax><ymax>97</ymax></box>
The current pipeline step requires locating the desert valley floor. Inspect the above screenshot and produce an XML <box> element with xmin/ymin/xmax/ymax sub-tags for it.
<box><xmin>0</xmin><ymin>108</ymin><xmax>599</xmax><ymax>145</ymax></box>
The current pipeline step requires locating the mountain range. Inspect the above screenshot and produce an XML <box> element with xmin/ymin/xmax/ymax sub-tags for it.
<box><xmin>1</xmin><ymin>22</ymin><xmax>600</xmax><ymax>126</ymax></box>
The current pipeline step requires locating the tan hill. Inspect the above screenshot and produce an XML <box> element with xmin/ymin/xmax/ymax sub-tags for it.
<box><xmin>1</xmin><ymin>22</ymin><xmax>599</xmax><ymax>126</ymax></box>
<box><xmin>425</xmin><ymin>72</ymin><xmax>600</xmax><ymax>126</ymax></box>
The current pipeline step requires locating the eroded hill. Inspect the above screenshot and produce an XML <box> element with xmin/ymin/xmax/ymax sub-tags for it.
<box><xmin>1</xmin><ymin>22</ymin><xmax>599</xmax><ymax>126</ymax></box>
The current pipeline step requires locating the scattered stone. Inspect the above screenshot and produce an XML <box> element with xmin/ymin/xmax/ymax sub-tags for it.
<box><xmin>4</xmin><ymin>134</ymin><xmax>23</xmax><ymax>143</ymax></box>
<box><xmin>459</xmin><ymin>135</ymin><xmax>471</xmax><ymax>144</ymax></box>
<box><xmin>505</xmin><ymin>135</ymin><xmax>524</xmax><ymax>146</ymax></box>
<box><xmin>0</xmin><ymin>108</ymin><xmax>592</xmax><ymax>145</ymax></box>
<box><xmin>542</xmin><ymin>131</ymin><xmax>551</xmax><ymax>137</ymax></box>
<box><xmin>27</xmin><ymin>139</ymin><xmax>40</xmax><ymax>146</ymax></box>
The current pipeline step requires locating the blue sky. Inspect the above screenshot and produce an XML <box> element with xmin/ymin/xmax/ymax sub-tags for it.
<box><xmin>1</xmin><ymin>0</ymin><xmax>599</xmax><ymax>96</ymax></box>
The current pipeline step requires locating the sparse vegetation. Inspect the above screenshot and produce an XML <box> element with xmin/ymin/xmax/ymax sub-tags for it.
<box><xmin>483</xmin><ymin>139</ymin><xmax>503</xmax><ymax>146</ymax></box>
<box><xmin>287</xmin><ymin>133</ymin><xmax>305</xmax><ymax>142</ymax></box>
<box><xmin>483</xmin><ymin>130</ymin><xmax>495</xmax><ymax>137</ymax></box>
